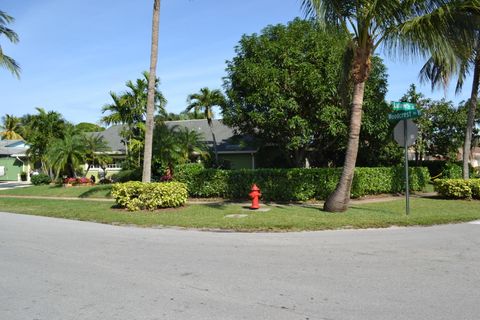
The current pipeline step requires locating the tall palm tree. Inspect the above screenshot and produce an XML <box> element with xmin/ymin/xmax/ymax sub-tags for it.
<box><xmin>142</xmin><ymin>0</ymin><xmax>161</xmax><ymax>182</ymax></box>
<box><xmin>186</xmin><ymin>88</ymin><xmax>226</xmax><ymax>166</ymax></box>
<box><xmin>0</xmin><ymin>114</ymin><xmax>23</xmax><ymax>140</ymax></box>
<box><xmin>302</xmin><ymin>0</ymin><xmax>480</xmax><ymax>212</ymax></box>
<box><xmin>419</xmin><ymin>30</ymin><xmax>480</xmax><ymax>179</ymax></box>
<box><xmin>0</xmin><ymin>10</ymin><xmax>20</xmax><ymax>77</ymax></box>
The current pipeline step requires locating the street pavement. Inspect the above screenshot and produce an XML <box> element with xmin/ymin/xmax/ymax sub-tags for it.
<box><xmin>1</xmin><ymin>212</ymin><xmax>479</xmax><ymax>320</ymax></box>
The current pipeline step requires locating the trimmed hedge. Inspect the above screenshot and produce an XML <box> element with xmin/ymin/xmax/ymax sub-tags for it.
<box><xmin>111</xmin><ymin>181</ymin><xmax>188</xmax><ymax>211</ymax></box>
<box><xmin>31</xmin><ymin>173</ymin><xmax>52</xmax><ymax>185</ymax></box>
<box><xmin>174</xmin><ymin>164</ymin><xmax>430</xmax><ymax>201</ymax></box>
<box><xmin>434</xmin><ymin>179</ymin><xmax>480</xmax><ymax>199</ymax></box>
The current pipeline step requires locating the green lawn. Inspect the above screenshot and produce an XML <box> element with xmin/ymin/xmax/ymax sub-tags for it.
<box><xmin>0</xmin><ymin>184</ymin><xmax>112</xmax><ymax>198</ymax></box>
<box><xmin>0</xmin><ymin>197</ymin><xmax>479</xmax><ymax>231</ymax></box>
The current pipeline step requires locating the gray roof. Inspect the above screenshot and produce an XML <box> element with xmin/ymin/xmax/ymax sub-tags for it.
<box><xmin>86</xmin><ymin>126</ymin><xmax>126</xmax><ymax>153</ymax></box>
<box><xmin>166</xmin><ymin>119</ymin><xmax>257</xmax><ymax>153</ymax></box>
<box><xmin>97</xmin><ymin>120</ymin><xmax>257</xmax><ymax>154</ymax></box>
<box><xmin>0</xmin><ymin>140</ymin><xmax>29</xmax><ymax>156</ymax></box>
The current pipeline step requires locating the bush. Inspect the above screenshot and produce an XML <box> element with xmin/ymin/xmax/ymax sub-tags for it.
<box><xmin>434</xmin><ymin>179</ymin><xmax>480</xmax><ymax>199</ymax></box>
<box><xmin>111</xmin><ymin>181</ymin><xmax>188</xmax><ymax>211</ymax></box>
<box><xmin>442</xmin><ymin>162</ymin><xmax>463</xmax><ymax>179</ymax></box>
<box><xmin>31</xmin><ymin>173</ymin><xmax>52</xmax><ymax>185</ymax></box>
<box><xmin>111</xmin><ymin>168</ymin><xmax>142</xmax><ymax>183</ymax></box>
<box><xmin>174</xmin><ymin>166</ymin><xmax>430</xmax><ymax>201</ymax></box>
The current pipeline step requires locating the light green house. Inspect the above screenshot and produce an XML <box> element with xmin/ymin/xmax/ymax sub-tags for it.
<box><xmin>0</xmin><ymin>140</ymin><xmax>30</xmax><ymax>181</ymax></box>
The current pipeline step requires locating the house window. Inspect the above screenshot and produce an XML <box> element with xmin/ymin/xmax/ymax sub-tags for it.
<box><xmin>90</xmin><ymin>162</ymin><xmax>122</xmax><ymax>169</ymax></box>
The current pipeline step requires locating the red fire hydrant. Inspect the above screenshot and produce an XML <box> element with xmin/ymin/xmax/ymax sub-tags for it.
<box><xmin>249</xmin><ymin>184</ymin><xmax>261</xmax><ymax>210</ymax></box>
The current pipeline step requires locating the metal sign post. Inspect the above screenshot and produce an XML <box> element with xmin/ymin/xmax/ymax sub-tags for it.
<box><xmin>403</xmin><ymin>120</ymin><xmax>410</xmax><ymax>215</ymax></box>
<box><xmin>390</xmin><ymin>102</ymin><xmax>420</xmax><ymax>215</ymax></box>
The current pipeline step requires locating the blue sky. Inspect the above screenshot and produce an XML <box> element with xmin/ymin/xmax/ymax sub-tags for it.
<box><xmin>1</xmin><ymin>0</ymin><xmax>473</xmax><ymax>125</ymax></box>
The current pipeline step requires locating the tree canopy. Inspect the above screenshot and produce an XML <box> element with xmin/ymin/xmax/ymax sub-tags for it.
<box><xmin>223</xmin><ymin>18</ymin><xmax>397</xmax><ymax>167</ymax></box>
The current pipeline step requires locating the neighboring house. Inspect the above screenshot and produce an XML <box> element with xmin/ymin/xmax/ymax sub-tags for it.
<box><xmin>84</xmin><ymin>126</ymin><xmax>125</xmax><ymax>179</ymax></box>
<box><xmin>165</xmin><ymin>119</ymin><xmax>258</xmax><ymax>169</ymax></box>
<box><xmin>0</xmin><ymin>140</ymin><xmax>30</xmax><ymax>181</ymax></box>
<box><xmin>92</xmin><ymin>120</ymin><xmax>258</xmax><ymax>170</ymax></box>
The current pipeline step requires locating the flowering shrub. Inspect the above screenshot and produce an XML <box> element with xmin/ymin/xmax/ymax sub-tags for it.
<box><xmin>434</xmin><ymin>179</ymin><xmax>480</xmax><ymax>199</ymax></box>
<box><xmin>63</xmin><ymin>177</ymin><xmax>92</xmax><ymax>185</ymax></box>
<box><xmin>64</xmin><ymin>177</ymin><xmax>77</xmax><ymax>185</ymax></box>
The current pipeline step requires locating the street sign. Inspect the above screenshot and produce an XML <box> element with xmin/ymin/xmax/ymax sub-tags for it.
<box><xmin>388</xmin><ymin>109</ymin><xmax>421</xmax><ymax>121</ymax></box>
<box><xmin>394</xmin><ymin>119</ymin><xmax>418</xmax><ymax>147</ymax></box>
<box><xmin>391</xmin><ymin>101</ymin><xmax>416</xmax><ymax>111</ymax></box>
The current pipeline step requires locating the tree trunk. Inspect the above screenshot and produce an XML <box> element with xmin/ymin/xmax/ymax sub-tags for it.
<box><xmin>324</xmin><ymin>81</ymin><xmax>366</xmax><ymax>212</ymax></box>
<box><xmin>208</xmin><ymin>119</ymin><xmax>219</xmax><ymax>166</ymax></box>
<box><xmin>142</xmin><ymin>0</ymin><xmax>161</xmax><ymax>183</ymax></box>
<box><xmin>463</xmin><ymin>51</ymin><xmax>480</xmax><ymax>180</ymax></box>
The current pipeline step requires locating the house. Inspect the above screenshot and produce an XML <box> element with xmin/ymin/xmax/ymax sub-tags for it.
<box><xmin>88</xmin><ymin>119</ymin><xmax>258</xmax><ymax>172</ymax></box>
<box><xmin>0</xmin><ymin>140</ymin><xmax>30</xmax><ymax>181</ymax></box>
<box><xmin>165</xmin><ymin>119</ymin><xmax>258</xmax><ymax>169</ymax></box>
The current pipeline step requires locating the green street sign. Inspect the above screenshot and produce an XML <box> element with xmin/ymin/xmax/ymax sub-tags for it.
<box><xmin>391</xmin><ymin>101</ymin><xmax>416</xmax><ymax>111</ymax></box>
<box><xmin>388</xmin><ymin>109</ymin><xmax>421</xmax><ymax>121</ymax></box>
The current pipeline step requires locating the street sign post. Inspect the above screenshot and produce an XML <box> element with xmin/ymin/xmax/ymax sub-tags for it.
<box><xmin>390</xmin><ymin>102</ymin><xmax>420</xmax><ymax>215</ymax></box>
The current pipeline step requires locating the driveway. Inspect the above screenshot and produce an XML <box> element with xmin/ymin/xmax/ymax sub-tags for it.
<box><xmin>1</xmin><ymin>212</ymin><xmax>479</xmax><ymax>320</ymax></box>
<box><xmin>0</xmin><ymin>181</ymin><xmax>31</xmax><ymax>190</ymax></box>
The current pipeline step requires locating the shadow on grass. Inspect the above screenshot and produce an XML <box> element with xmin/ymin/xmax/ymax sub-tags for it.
<box><xmin>78</xmin><ymin>185</ymin><xmax>112</xmax><ymax>198</ymax></box>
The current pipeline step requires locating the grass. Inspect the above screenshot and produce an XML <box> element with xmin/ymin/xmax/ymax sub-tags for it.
<box><xmin>0</xmin><ymin>184</ymin><xmax>112</xmax><ymax>198</ymax></box>
<box><xmin>0</xmin><ymin>197</ymin><xmax>479</xmax><ymax>231</ymax></box>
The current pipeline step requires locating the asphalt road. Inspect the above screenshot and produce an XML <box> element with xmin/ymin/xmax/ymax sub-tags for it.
<box><xmin>1</xmin><ymin>212</ymin><xmax>479</xmax><ymax>320</ymax></box>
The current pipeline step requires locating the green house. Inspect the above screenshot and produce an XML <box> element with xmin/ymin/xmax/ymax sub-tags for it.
<box><xmin>0</xmin><ymin>140</ymin><xmax>30</xmax><ymax>181</ymax></box>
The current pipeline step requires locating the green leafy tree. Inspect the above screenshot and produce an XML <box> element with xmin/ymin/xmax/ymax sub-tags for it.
<box><xmin>402</xmin><ymin>84</ymin><xmax>469</xmax><ymax>160</ymax></box>
<box><xmin>47</xmin><ymin>127</ymin><xmax>85</xmax><ymax>178</ymax></box>
<box><xmin>301</xmin><ymin>0</ymin><xmax>479</xmax><ymax>212</ymax></box>
<box><xmin>0</xmin><ymin>114</ymin><xmax>23</xmax><ymax>140</ymax></box>
<box><xmin>0</xmin><ymin>10</ymin><xmax>20</xmax><ymax>77</ymax></box>
<box><xmin>75</xmin><ymin>122</ymin><xmax>105</xmax><ymax>133</ymax></box>
<box><xmin>223</xmin><ymin>19</ymin><xmax>396</xmax><ymax>167</ymax></box>
<box><xmin>186</xmin><ymin>88</ymin><xmax>225</xmax><ymax>166</ymax></box>
<box><xmin>143</xmin><ymin>0</ymin><xmax>161</xmax><ymax>182</ymax></box>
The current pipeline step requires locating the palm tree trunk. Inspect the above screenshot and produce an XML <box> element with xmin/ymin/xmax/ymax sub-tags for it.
<box><xmin>463</xmin><ymin>51</ymin><xmax>480</xmax><ymax>180</ymax></box>
<box><xmin>324</xmin><ymin>81</ymin><xmax>366</xmax><ymax>212</ymax></box>
<box><xmin>208</xmin><ymin>120</ymin><xmax>219</xmax><ymax>166</ymax></box>
<box><xmin>142</xmin><ymin>0</ymin><xmax>161</xmax><ymax>183</ymax></box>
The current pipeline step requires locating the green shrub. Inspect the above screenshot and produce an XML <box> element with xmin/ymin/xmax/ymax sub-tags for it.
<box><xmin>111</xmin><ymin>168</ymin><xmax>142</xmax><ymax>183</ymax></box>
<box><xmin>434</xmin><ymin>178</ymin><xmax>480</xmax><ymax>199</ymax></box>
<box><xmin>111</xmin><ymin>181</ymin><xmax>188</xmax><ymax>211</ymax></box>
<box><xmin>31</xmin><ymin>173</ymin><xmax>52</xmax><ymax>185</ymax></box>
<box><xmin>442</xmin><ymin>162</ymin><xmax>463</xmax><ymax>179</ymax></box>
<box><xmin>174</xmin><ymin>166</ymin><xmax>430</xmax><ymax>201</ymax></box>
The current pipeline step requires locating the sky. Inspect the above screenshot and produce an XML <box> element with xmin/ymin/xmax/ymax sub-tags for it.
<box><xmin>1</xmin><ymin>0</ymin><xmax>474</xmax><ymax>125</ymax></box>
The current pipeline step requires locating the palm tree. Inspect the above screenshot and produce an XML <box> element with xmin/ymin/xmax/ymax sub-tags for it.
<box><xmin>186</xmin><ymin>88</ymin><xmax>226</xmax><ymax>166</ymax></box>
<box><xmin>143</xmin><ymin>0</ymin><xmax>161</xmax><ymax>182</ymax></box>
<box><xmin>419</xmin><ymin>30</ymin><xmax>480</xmax><ymax>179</ymax></box>
<box><xmin>0</xmin><ymin>114</ymin><xmax>23</xmax><ymax>140</ymax></box>
<box><xmin>175</xmin><ymin>127</ymin><xmax>209</xmax><ymax>162</ymax></box>
<box><xmin>47</xmin><ymin>128</ymin><xmax>85</xmax><ymax>179</ymax></box>
<box><xmin>25</xmin><ymin>108</ymin><xmax>67</xmax><ymax>176</ymax></box>
<box><xmin>83</xmin><ymin>134</ymin><xmax>112</xmax><ymax>176</ymax></box>
<box><xmin>301</xmin><ymin>0</ymin><xmax>480</xmax><ymax>212</ymax></box>
<box><xmin>0</xmin><ymin>10</ymin><xmax>20</xmax><ymax>77</ymax></box>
